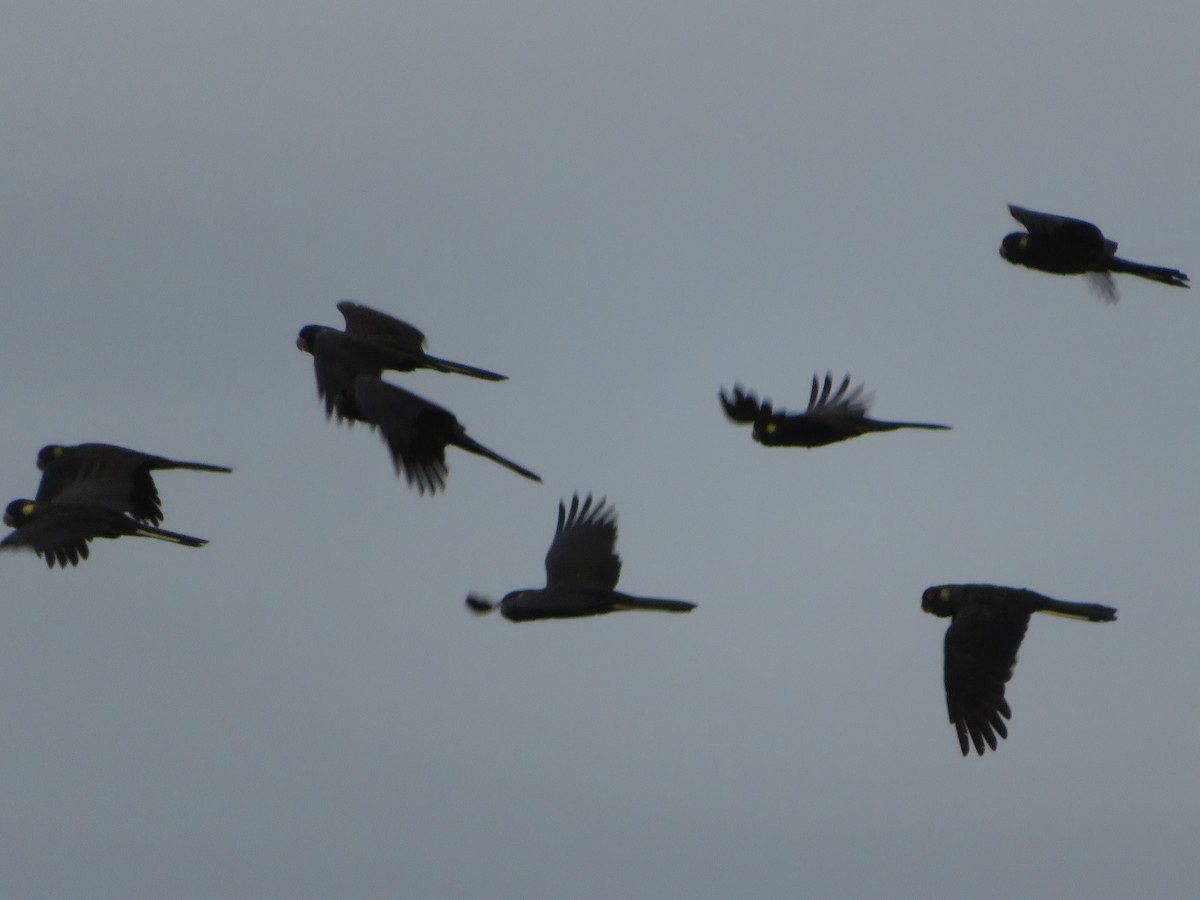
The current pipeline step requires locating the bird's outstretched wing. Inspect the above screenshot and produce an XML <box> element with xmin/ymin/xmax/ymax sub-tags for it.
<box><xmin>804</xmin><ymin>372</ymin><xmax>872</xmax><ymax>423</ymax></box>
<box><xmin>942</xmin><ymin>602</ymin><xmax>1031</xmax><ymax>755</ymax></box>
<box><xmin>350</xmin><ymin>377</ymin><xmax>452</xmax><ymax>494</ymax></box>
<box><xmin>544</xmin><ymin>494</ymin><xmax>621</xmax><ymax>592</ymax></box>
<box><xmin>337</xmin><ymin>301</ymin><xmax>429</xmax><ymax>354</ymax></box>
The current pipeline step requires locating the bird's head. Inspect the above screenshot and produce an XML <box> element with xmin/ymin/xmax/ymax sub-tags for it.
<box><xmin>921</xmin><ymin>585</ymin><xmax>959</xmax><ymax>618</ymax></box>
<box><xmin>497</xmin><ymin>589</ymin><xmax>541</xmax><ymax>622</ymax></box>
<box><xmin>36</xmin><ymin>445</ymin><xmax>65</xmax><ymax>471</ymax></box>
<box><xmin>3</xmin><ymin>499</ymin><xmax>38</xmax><ymax>528</ymax></box>
<box><xmin>296</xmin><ymin>325</ymin><xmax>323</xmax><ymax>354</ymax></box>
<box><xmin>999</xmin><ymin>233</ymin><xmax>1027</xmax><ymax>262</ymax></box>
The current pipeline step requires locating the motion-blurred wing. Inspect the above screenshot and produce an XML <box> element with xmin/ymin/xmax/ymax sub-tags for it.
<box><xmin>719</xmin><ymin>384</ymin><xmax>773</xmax><ymax>424</ymax></box>
<box><xmin>351</xmin><ymin>376</ymin><xmax>452</xmax><ymax>494</ymax></box>
<box><xmin>804</xmin><ymin>372</ymin><xmax>872</xmax><ymax>423</ymax></box>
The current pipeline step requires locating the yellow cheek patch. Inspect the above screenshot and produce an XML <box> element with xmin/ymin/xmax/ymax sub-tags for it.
<box><xmin>21</xmin><ymin>502</ymin><xmax>36</xmax><ymax>516</ymax></box>
<box><xmin>765</xmin><ymin>422</ymin><xmax>777</xmax><ymax>434</ymax></box>
<box><xmin>939</xmin><ymin>587</ymin><xmax>952</xmax><ymax>602</ymax></box>
<box><xmin>1017</xmin><ymin>235</ymin><xmax>1028</xmax><ymax>249</ymax></box>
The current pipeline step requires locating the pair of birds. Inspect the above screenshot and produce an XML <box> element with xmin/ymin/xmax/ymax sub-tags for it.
<box><xmin>296</xmin><ymin>301</ymin><xmax>540</xmax><ymax>494</ymax></box>
<box><xmin>462</xmin><ymin>490</ymin><xmax>1117</xmax><ymax>759</ymax></box>
<box><xmin>1</xmin><ymin>444</ymin><xmax>231</xmax><ymax>568</ymax></box>
<box><xmin>921</xmin><ymin>205</ymin><xmax>1166</xmax><ymax>750</ymax></box>
<box><xmin>717</xmin><ymin>205</ymin><xmax>1191</xmax><ymax>447</ymax></box>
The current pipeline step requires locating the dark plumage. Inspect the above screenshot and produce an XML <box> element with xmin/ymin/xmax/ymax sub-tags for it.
<box><xmin>720</xmin><ymin>373</ymin><xmax>949</xmax><ymax>447</ymax></box>
<box><xmin>922</xmin><ymin>584</ymin><xmax>1117</xmax><ymax>756</ymax></box>
<box><xmin>1000</xmin><ymin>204</ymin><xmax>1189</xmax><ymax>303</ymax></box>
<box><xmin>2</xmin><ymin>499</ymin><xmax>208</xmax><ymax>569</ymax></box>
<box><xmin>297</xmin><ymin>301</ymin><xmax>506</xmax><ymax>420</ymax></box>
<box><xmin>342</xmin><ymin>375</ymin><xmax>540</xmax><ymax>493</ymax></box>
<box><xmin>467</xmin><ymin>494</ymin><xmax>697</xmax><ymax>621</ymax></box>
<box><xmin>35</xmin><ymin>442</ymin><xmax>232</xmax><ymax>526</ymax></box>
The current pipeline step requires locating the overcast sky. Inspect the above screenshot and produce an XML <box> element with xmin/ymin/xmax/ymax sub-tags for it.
<box><xmin>2</xmin><ymin>3</ymin><xmax>1198</xmax><ymax>898</ymax></box>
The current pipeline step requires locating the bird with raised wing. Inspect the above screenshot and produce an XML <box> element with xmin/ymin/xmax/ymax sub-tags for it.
<box><xmin>720</xmin><ymin>373</ymin><xmax>949</xmax><ymax>448</ymax></box>
<box><xmin>467</xmin><ymin>494</ymin><xmax>697</xmax><ymax>621</ymax></box>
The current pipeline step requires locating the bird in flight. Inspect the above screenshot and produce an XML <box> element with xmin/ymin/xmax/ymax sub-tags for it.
<box><xmin>339</xmin><ymin>375</ymin><xmax>540</xmax><ymax>493</ymax></box>
<box><xmin>297</xmin><ymin>300</ymin><xmax>506</xmax><ymax>420</ymax></box>
<box><xmin>2</xmin><ymin>499</ymin><xmax>208</xmax><ymax>569</ymax></box>
<box><xmin>921</xmin><ymin>583</ymin><xmax>1117</xmax><ymax>756</ymax></box>
<box><xmin>720</xmin><ymin>372</ymin><xmax>949</xmax><ymax>448</ymax></box>
<box><xmin>35</xmin><ymin>442</ymin><xmax>232</xmax><ymax>526</ymax></box>
<box><xmin>467</xmin><ymin>493</ymin><xmax>697</xmax><ymax>621</ymax></box>
<box><xmin>999</xmin><ymin>204</ymin><xmax>1189</xmax><ymax>303</ymax></box>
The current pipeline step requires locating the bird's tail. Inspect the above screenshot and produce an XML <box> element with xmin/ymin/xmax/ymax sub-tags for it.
<box><xmin>868</xmin><ymin>420</ymin><xmax>952</xmax><ymax>433</ymax></box>
<box><xmin>135</xmin><ymin>523</ymin><xmax>209</xmax><ymax>548</ymax></box>
<box><xmin>456</xmin><ymin>435</ymin><xmax>542</xmax><ymax>484</ymax></box>
<box><xmin>161</xmin><ymin>460</ymin><xmax>234</xmax><ymax>474</ymax></box>
<box><xmin>1109</xmin><ymin>257</ymin><xmax>1189</xmax><ymax>289</ymax></box>
<box><xmin>1034</xmin><ymin>596</ymin><xmax>1117</xmax><ymax>623</ymax></box>
<box><xmin>423</xmin><ymin>354</ymin><xmax>508</xmax><ymax>381</ymax></box>
<box><xmin>466</xmin><ymin>594</ymin><xmax>497</xmax><ymax>615</ymax></box>
<box><xmin>613</xmin><ymin>595</ymin><xmax>697</xmax><ymax>614</ymax></box>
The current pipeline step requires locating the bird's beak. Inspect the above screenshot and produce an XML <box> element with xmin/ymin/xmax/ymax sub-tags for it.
<box><xmin>3</xmin><ymin>513</ymin><xmax>13</xmax><ymax>527</ymax></box>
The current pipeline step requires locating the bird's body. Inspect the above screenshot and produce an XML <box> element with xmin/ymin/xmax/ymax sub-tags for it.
<box><xmin>346</xmin><ymin>375</ymin><xmax>540</xmax><ymax>493</ymax></box>
<box><xmin>720</xmin><ymin>373</ymin><xmax>949</xmax><ymax>448</ymax></box>
<box><xmin>35</xmin><ymin>442</ymin><xmax>232</xmax><ymax>526</ymax></box>
<box><xmin>493</xmin><ymin>588</ymin><xmax>696</xmax><ymax>622</ymax></box>
<box><xmin>922</xmin><ymin>583</ymin><xmax>1116</xmax><ymax>756</ymax></box>
<box><xmin>467</xmin><ymin>494</ymin><xmax>697</xmax><ymax>621</ymax></box>
<box><xmin>1000</xmin><ymin>204</ymin><xmax>1189</xmax><ymax>303</ymax></box>
<box><xmin>2</xmin><ymin>499</ymin><xmax>208</xmax><ymax>569</ymax></box>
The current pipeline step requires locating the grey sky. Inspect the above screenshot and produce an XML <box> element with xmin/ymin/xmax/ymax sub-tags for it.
<box><xmin>2</xmin><ymin>3</ymin><xmax>1198</xmax><ymax>898</ymax></box>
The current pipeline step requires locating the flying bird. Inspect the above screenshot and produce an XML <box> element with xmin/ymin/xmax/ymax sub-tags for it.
<box><xmin>921</xmin><ymin>584</ymin><xmax>1117</xmax><ymax>756</ymax></box>
<box><xmin>1</xmin><ymin>499</ymin><xmax>208</xmax><ymax>569</ymax></box>
<box><xmin>466</xmin><ymin>493</ymin><xmax>697</xmax><ymax>621</ymax></box>
<box><xmin>999</xmin><ymin>204</ymin><xmax>1189</xmax><ymax>303</ymax></box>
<box><xmin>35</xmin><ymin>442</ymin><xmax>232</xmax><ymax>526</ymax></box>
<box><xmin>297</xmin><ymin>300</ymin><xmax>506</xmax><ymax>420</ymax></box>
<box><xmin>340</xmin><ymin>375</ymin><xmax>540</xmax><ymax>493</ymax></box>
<box><xmin>720</xmin><ymin>373</ymin><xmax>949</xmax><ymax>447</ymax></box>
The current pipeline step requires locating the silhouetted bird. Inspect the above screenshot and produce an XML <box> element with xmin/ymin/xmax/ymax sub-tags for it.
<box><xmin>1</xmin><ymin>499</ymin><xmax>208</xmax><ymax>569</ymax></box>
<box><xmin>720</xmin><ymin>373</ymin><xmax>949</xmax><ymax>447</ymax></box>
<box><xmin>1000</xmin><ymin>204</ymin><xmax>1189</xmax><ymax>303</ymax></box>
<box><xmin>922</xmin><ymin>584</ymin><xmax>1117</xmax><ymax>756</ymax></box>
<box><xmin>467</xmin><ymin>494</ymin><xmax>697</xmax><ymax>621</ymax></box>
<box><xmin>297</xmin><ymin>301</ymin><xmax>506</xmax><ymax>420</ymax></box>
<box><xmin>340</xmin><ymin>375</ymin><xmax>539</xmax><ymax>493</ymax></box>
<box><xmin>35</xmin><ymin>442</ymin><xmax>232</xmax><ymax>526</ymax></box>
